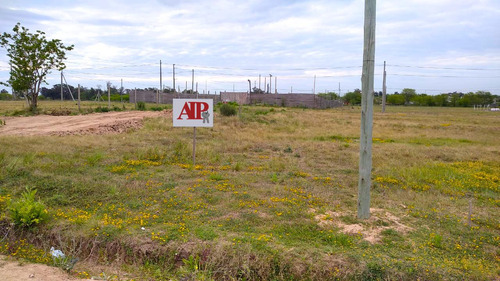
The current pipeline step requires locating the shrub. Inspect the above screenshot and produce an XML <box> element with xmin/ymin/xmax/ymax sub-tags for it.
<box><xmin>149</xmin><ymin>106</ymin><xmax>166</xmax><ymax>111</ymax></box>
<box><xmin>136</xmin><ymin>101</ymin><xmax>146</xmax><ymax>111</ymax></box>
<box><xmin>94</xmin><ymin>106</ymin><xmax>110</xmax><ymax>113</ymax></box>
<box><xmin>220</xmin><ymin>103</ymin><xmax>237</xmax><ymax>116</ymax></box>
<box><xmin>9</xmin><ymin>187</ymin><xmax>48</xmax><ymax>227</ymax></box>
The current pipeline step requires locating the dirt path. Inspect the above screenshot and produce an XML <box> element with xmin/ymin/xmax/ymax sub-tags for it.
<box><xmin>0</xmin><ymin>255</ymin><xmax>92</xmax><ymax>281</ymax></box>
<box><xmin>0</xmin><ymin>111</ymin><xmax>168</xmax><ymax>136</ymax></box>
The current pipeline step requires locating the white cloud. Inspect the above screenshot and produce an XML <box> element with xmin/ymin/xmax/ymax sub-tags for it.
<box><xmin>0</xmin><ymin>0</ymin><xmax>499</xmax><ymax>94</ymax></box>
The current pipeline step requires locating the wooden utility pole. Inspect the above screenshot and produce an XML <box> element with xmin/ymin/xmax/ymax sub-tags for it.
<box><xmin>120</xmin><ymin>79</ymin><xmax>123</xmax><ymax>103</ymax></box>
<box><xmin>10</xmin><ymin>65</ymin><xmax>15</xmax><ymax>99</ymax></box>
<box><xmin>269</xmin><ymin>74</ymin><xmax>272</xmax><ymax>94</ymax></box>
<box><xmin>192</xmin><ymin>69</ymin><xmax>194</xmax><ymax>94</ymax></box>
<box><xmin>108</xmin><ymin>84</ymin><xmax>111</xmax><ymax>107</ymax></box>
<box><xmin>60</xmin><ymin>71</ymin><xmax>63</xmax><ymax>101</ymax></box>
<box><xmin>77</xmin><ymin>84</ymin><xmax>81</xmax><ymax>112</ymax></box>
<box><xmin>382</xmin><ymin>61</ymin><xmax>387</xmax><ymax>113</ymax></box>
<box><xmin>358</xmin><ymin>0</ymin><xmax>376</xmax><ymax>220</ymax></box>
<box><xmin>275</xmin><ymin>76</ymin><xmax>277</xmax><ymax>94</ymax></box>
<box><xmin>192</xmin><ymin>69</ymin><xmax>197</xmax><ymax>166</ymax></box>
<box><xmin>159</xmin><ymin>60</ymin><xmax>162</xmax><ymax>103</ymax></box>
<box><xmin>173</xmin><ymin>64</ymin><xmax>176</xmax><ymax>93</ymax></box>
<box><xmin>313</xmin><ymin>75</ymin><xmax>316</xmax><ymax>94</ymax></box>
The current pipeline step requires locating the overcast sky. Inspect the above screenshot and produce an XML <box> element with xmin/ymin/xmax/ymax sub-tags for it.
<box><xmin>1</xmin><ymin>0</ymin><xmax>499</xmax><ymax>95</ymax></box>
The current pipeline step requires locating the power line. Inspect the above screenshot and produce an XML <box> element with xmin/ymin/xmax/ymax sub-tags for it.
<box><xmin>386</xmin><ymin>64</ymin><xmax>500</xmax><ymax>71</ymax></box>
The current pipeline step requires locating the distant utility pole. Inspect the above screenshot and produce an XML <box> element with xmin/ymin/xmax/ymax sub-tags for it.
<box><xmin>108</xmin><ymin>84</ymin><xmax>111</xmax><ymax>107</ymax></box>
<box><xmin>192</xmin><ymin>69</ymin><xmax>194</xmax><ymax>94</ymax></box>
<box><xmin>382</xmin><ymin>61</ymin><xmax>387</xmax><ymax>113</ymax></box>
<box><xmin>275</xmin><ymin>76</ymin><xmax>277</xmax><ymax>94</ymax></box>
<box><xmin>259</xmin><ymin>74</ymin><xmax>261</xmax><ymax>91</ymax></box>
<box><xmin>269</xmin><ymin>74</ymin><xmax>272</xmax><ymax>94</ymax></box>
<box><xmin>358</xmin><ymin>0</ymin><xmax>376</xmax><ymax>220</ymax></box>
<box><xmin>160</xmin><ymin>60</ymin><xmax>162</xmax><ymax>99</ymax></box>
<box><xmin>120</xmin><ymin>78</ymin><xmax>123</xmax><ymax>103</ymax></box>
<box><xmin>77</xmin><ymin>84</ymin><xmax>81</xmax><ymax>111</ymax></box>
<box><xmin>60</xmin><ymin>71</ymin><xmax>63</xmax><ymax>101</ymax></box>
<box><xmin>313</xmin><ymin>75</ymin><xmax>316</xmax><ymax>94</ymax></box>
<box><xmin>10</xmin><ymin>65</ymin><xmax>15</xmax><ymax>99</ymax></box>
<box><xmin>264</xmin><ymin>77</ymin><xmax>267</xmax><ymax>93</ymax></box>
<box><xmin>173</xmin><ymin>64</ymin><xmax>176</xmax><ymax>93</ymax></box>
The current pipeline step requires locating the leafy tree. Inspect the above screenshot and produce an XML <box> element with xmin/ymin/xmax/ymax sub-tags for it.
<box><xmin>387</xmin><ymin>93</ymin><xmax>405</xmax><ymax>105</ymax></box>
<box><xmin>162</xmin><ymin>86</ymin><xmax>175</xmax><ymax>93</ymax></box>
<box><xmin>343</xmin><ymin>89</ymin><xmax>362</xmax><ymax>105</ymax></box>
<box><xmin>0</xmin><ymin>91</ymin><xmax>12</xmax><ymax>100</ymax></box>
<box><xmin>0</xmin><ymin>23</ymin><xmax>73</xmax><ymax>111</ymax></box>
<box><xmin>252</xmin><ymin>87</ymin><xmax>265</xmax><ymax>94</ymax></box>
<box><xmin>401</xmin><ymin>88</ymin><xmax>416</xmax><ymax>105</ymax></box>
<box><xmin>448</xmin><ymin>92</ymin><xmax>463</xmax><ymax>107</ymax></box>
<box><xmin>182</xmin><ymin>89</ymin><xmax>198</xmax><ymax>95</ymax></box>
<box><xmin>412</xmin><ymin>94</ymin><xmax>435</xmax><ymax>106</ymax></box>
<box><xmin>318</xmin><ymin>91</ymin><xmax>339</xmax><ymax>100</ymax></box>
<box><xmin>41</xmin><ymin>84</ymin><xmax>76</xmax><ymax>100</ymax></box>
<box><xmin>433</xmin><ymin>94</ymin><xmax>449</xmax><ymax>107</ymax></box>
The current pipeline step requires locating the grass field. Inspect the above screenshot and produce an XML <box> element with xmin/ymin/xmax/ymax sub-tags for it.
<box><xmin>0</xmin><ymin>101</ymin><xmax>499</xmax><ymax>280</ymax></box>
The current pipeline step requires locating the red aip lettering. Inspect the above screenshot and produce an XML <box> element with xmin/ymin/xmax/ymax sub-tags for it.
<box><xmin>177</xmin><ymin>102</ymin><xmax>209</xmax><ymax>120</ymax></box>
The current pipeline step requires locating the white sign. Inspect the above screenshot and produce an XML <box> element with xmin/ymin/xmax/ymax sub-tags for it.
<box><xmin>173</xmin><ymin>99</ymin><xmax>213</xmax><ymax>127</ymax></box>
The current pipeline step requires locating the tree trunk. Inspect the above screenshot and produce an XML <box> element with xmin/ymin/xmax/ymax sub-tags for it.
<box><xmin>31</xmin><ymin>92</ymin><xmax>38</xmax><ymax>112</ymax></box>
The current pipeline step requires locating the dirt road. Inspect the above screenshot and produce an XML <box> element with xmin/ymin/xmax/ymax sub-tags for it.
<box><xmin>0</xmin><ymin>111</ymin><xmax>167</xmax><ymax>136</ymax></box>
<box><xmin>0</xmin><ymin>255</ymin><xmax>92</xmax><ymax>281</ymax></box>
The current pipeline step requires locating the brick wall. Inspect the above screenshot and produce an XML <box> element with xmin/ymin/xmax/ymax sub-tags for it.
<box><xmin>233</xmin><ymin>92</ymin><xmax>342</xmax><ymax>109</ymax></box>
<box><xmin>130</xmin><ymin>91</ymin><xmax>221</xmax><ymax>104</ymax></box>
<box><xmin>131</xmin><ymin>90</ymin><xmax>342</xmax><ymax>109</ymax></box>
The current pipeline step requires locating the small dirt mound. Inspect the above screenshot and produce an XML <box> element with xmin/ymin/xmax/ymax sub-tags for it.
<box><xmin>312</xmin><ymin>208</ymin><xmax>413</xmax><ymax>244</ymax></box>
<box><xmin>0</xmin><ymin>111</ymin><xmax>166</xmax><ymax>136</ymax></box>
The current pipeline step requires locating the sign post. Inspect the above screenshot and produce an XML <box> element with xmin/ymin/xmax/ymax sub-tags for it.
<box><xmin>173</xmin><ymin>99</ymin><xmax>214</xmax><ymax>165</ymax></box>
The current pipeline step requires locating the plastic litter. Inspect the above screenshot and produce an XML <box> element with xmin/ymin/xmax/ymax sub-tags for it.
<box><xmin>50</xmin><ymin>247</ymin><xmax>65</xmax><ymax>259</ymax></box>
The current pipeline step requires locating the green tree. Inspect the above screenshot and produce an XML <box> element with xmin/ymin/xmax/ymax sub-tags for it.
<box><xmin>433</xmin><ymin>94</ymin><xmax>449</xmax><ymax>107</ymax></box>
<box><xmin>318</xmin><ymin>91</ymin><xmax>339</xmax><ymax>100</ymax></box>
<box><xmin>401</xmin><ymin>88</ymin><xmax>416</xmax><ymax>105</ymax></box>
<box><xmin>0</xmin><ymin>23</ymin><xmax>73</xmax><ymax>111</ymax></box>
<box><xmin>387</xmin><ymin>93</ymin><xmax>405</xmax><ymax>105</ymax></box>
<box><xmin>343</xmin><ymin>89</ymin><xmax>362</xmax><ymax>105</ymax></box>
<box><xmin>0</xmin><ymin>89</ymin><xmax>12</xmax><ymax>100</ymax></box>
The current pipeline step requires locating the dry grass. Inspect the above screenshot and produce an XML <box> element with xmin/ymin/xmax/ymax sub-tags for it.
<box><xmin>0</xmin><ymin>102</ymin><xmax>499</xmax><ymax>280</ymax></box>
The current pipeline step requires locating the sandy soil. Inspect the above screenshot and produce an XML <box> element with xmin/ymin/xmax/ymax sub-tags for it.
<box><xmin>313</xmin><ymin>208</ymin><xmax>413</xmax><ymax>244</ymax></box>
<box><xmin>0</xmin><ymin>255</ymin><xmax>92</xmax><ymax>281</ymax></box>
<box><xmin>0</xmin><ymin>111</ymin><xmax>168</xmax><ymax>136</ymax></box>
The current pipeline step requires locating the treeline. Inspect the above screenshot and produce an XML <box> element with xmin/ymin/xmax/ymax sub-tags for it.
<box><xmin>39</xmin><ymin>84</ymin><xmax>128</xmax><ymax>101</ymax></box>
<box><xmin>39</xmin><ymin>84</ymin><xmax>185</xmax><ymax>101</ymax></box>
<box><xmin>322</xmin><ymin>88</ymin><xmax>498</xmax><ymax>107</ymax></box>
